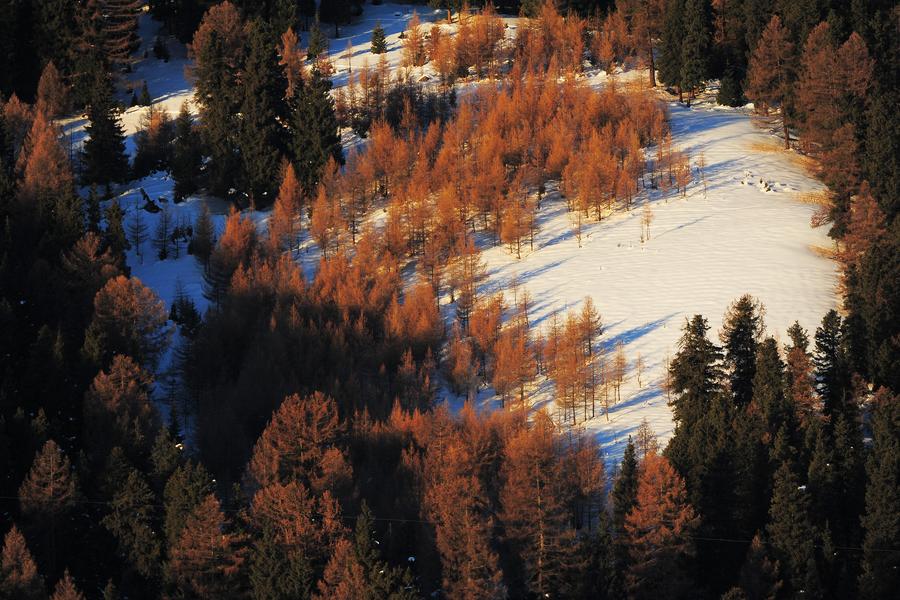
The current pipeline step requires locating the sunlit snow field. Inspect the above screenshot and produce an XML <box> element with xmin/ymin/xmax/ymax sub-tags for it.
<box><xmin>58</xmin><ymin>4</ymin><xmax>838</xmax><ymax>466</ymax></box>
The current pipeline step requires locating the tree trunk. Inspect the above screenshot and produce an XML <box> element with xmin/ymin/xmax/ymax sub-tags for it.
<box><xmin>783</xmin><ymin>116</ymin><xmax>790</xmax><ymax>149</ymax></box>
<box><xmin>648</xmin><ymin>34</ymin><xmax>656</xmax><ymax>87</ymax></box>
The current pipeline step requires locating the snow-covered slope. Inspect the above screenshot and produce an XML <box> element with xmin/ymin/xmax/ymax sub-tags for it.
<box><xmin>59</xmin><ymin>6</ymin><xmax>838</xmax><ymax>465</ymax></box>
<box><xmin>451</xmin><ymin>97</ymin><xmax>839</xmax><ymax>465</ymax></box>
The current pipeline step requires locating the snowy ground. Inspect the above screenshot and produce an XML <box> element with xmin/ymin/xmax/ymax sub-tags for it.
<box><xmin>56</xmin><ymin>5</ymin><xmax>838</xmax><ymax>465</ymax></box>
<box><xmin>447</xmin><ymin>94</ymin><xmax>839</xmax><ymax>466</ymax></box>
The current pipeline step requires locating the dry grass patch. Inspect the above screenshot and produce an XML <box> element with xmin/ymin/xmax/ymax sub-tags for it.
<box><xmin>796</xmin><ymin>190</ymin><xmax>832</xmax><ymax>206</ymax></box>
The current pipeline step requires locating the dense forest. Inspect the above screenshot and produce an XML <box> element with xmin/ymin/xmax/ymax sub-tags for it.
<box><xmin>0</xmin><ymin>0</ymin><xmax>897</xmax><ymax>598</ymax></box>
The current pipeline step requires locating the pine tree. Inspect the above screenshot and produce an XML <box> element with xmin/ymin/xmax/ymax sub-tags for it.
<box><xmin>863</xmin><ymin>86</ymin><xmax>899</xmax><ymax>219</ymax></box>
<box><xmin>190</xmin><ymin>1</ymin><xmax>246</xmax><ymax>197</ymax></box>
<box><xmin>679</xmin><ymin>0</ymin><xmax>711</xmax><ymax>103</ymax></box>
<box><xmin>612</xmin><ymin>438</ymin><xmax>639</xmax><ymax>536</ymax></box>
<box><xmin>720</xmin><ymin>295</ymin><xmax>765</xmax><ymax>407</ymax></box>
<box><xmin>736</xmin><ymin>534</ymin><xmax>782</xmax><ymax>600</ymax></box>
<box><xmin>657</xmin><ymin>0</ymin><xmax>685</xmax><ymax>99</ymax></box>
<box><xmin>83</xmin><ymin>354</ymin><xmax>159</xmax><ymax>460</ymax></box>
<box><xmin>82</xmin><ymin>75</ymin><xmax>130</xmax><ymax>186</ymax></box>
<box><xmin>745</xmin><ymin>15</ymin><xmax>795</xmax><ymax>148</ymax></box>
<box><xmin>313</xmin><ymin>538</ymin><xmax>367</xmax><ymax>599</ymax></box>
<box><xmin>190</xmin><ymin>203</ymin><xmax>215</xmax><ymax>265</ymax></box>
<box><xmin>751</xmin><ymin>338</ymin><xmax>794</xmax><ymax>436</ymax></box>
<box><xmin>238</xmin><ymin>18</ymin><xmax>288</xmax><ymax>208</ymax></box>
<box><xmin>103</xmin><ymin>199</ymin><xmax>130</xmax><ymax>258</ymax></box>
<box><xmin>279</xmin><ymin>27</ymin><xmax>304</xmax><ymax>99</ymax></box>
<box><xmin>249</xmin><ymin>523</ymin><xmax>313</xmax><ymax>600</ymax></box>
<box><xmin>171</xmin><ymin>102</ymin><xmax>201</xmax><ymax>200</ymax></box>
<box><xmin>101</xmin><ymin>468</ymin><xmax>162</xmax><ymax>580</ymax></box>
<box><xmin>306</xmin><ymin>21</ymin><xmax>327</xmax><ymax>61</ymax></box>
<box><xmin>291</xmin><ymin>70</ymin><xmax>343</xmax><ymax>198</ymax></box>
<box><xmin>813</xmin><ymin>310</ymin><xmax>849</xmax><ymax>419</ymax></box>
<box><xmin>767</xmin><ymin>460</ymin><xmax>820</xmax><ymax>596</ymax></box>
<box><xmin>371</xmin><ymin>22</ymin><xmax>387</xmax><ymax>54</ymax></box>
<box><xmin>858</xmin><ymin>390</ymin><xmax>900</xmax><ymax>598</ymax></box>
<box><xmin>0</xmin><ymin>525</ymin><xmax>44</xmax><ymax>600</ymax></box>
<box><xmin>149</xmin><ymin>427</ymin><xmax>181</xmax><ymax>488</ymax></box>
<box><xmin>350</xmin><ymin>502</ymin><xmax>417</xmax><ymax>598</ymax></box>
<box><xmin>163</xmin><ymin>460</ymin><xmax>215</xmax><ymax>548</ymax></box>
<box><xmin>169</xmin><ymin>494</ymin><xmax>248</xmax><ymax>597</ymax></box>
<box><xmin>668</xmin><ymin>315</ymin><xmax>724</xmax><ymax>434</ymax></box>
<box><xmin>623</xmin><ymin>452</ymin><xmax>699</xmax><ymax>599</ymax></box>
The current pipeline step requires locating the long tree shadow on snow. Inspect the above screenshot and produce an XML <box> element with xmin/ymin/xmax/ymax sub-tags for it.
<box><xmin>602</xmin><ymin>313</ymin><xmax>677</xmax><ymax>349</ymax></box>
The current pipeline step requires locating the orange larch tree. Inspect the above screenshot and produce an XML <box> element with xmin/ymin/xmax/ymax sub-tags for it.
<box><xmin>624</xmin><ymin>452</ymin><xmax>700</xmax><ymax>599</ymax></box>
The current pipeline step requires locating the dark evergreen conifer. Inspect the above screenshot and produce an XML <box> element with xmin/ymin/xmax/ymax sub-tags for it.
<box><xmin>813</xmin><ymin>310</ymin><xmax>849</xmax><ymax>419</ymax></box>
<box><xmin>171</xmin><ymin>102</ymin><xmax>201</xmax><ymax>201</ymax></box>
<box><xmin>101</xmin><ymin>468</ymin><xmax>161</xmax><ymax>582</ymax></box>
<box><xmin>611</xmin><ymin>438</ymin><xmax>638</xmax><ymax>536</ymax></box>
<box><xmin>858</xmin><ymin>392</ymin><xmax>900</xmax><ymax>598</ymax></box>
<box><xmin>238</xmin><ymin>18</ymin><xmax>288</xmax><ymax>209</ymax></box>
<box><xmin>306</xmin><ymin>21</ymin><xmax>327</xmax><ymax>61</ymax></box>
<box><xmin>248</xmin><ymin>525</ymin><xmax>313</xmax><ymax>600</ymax></box>
<box><xmin>291</xmin><ymin>70</ymin><xmax>343</xmax><ymax>198</ymax></box>
<box><xmin>658</xmin><ymin>0</ymin><xmax>685</xmax><ymax>99</ymax></box>
<box><xmin>721</xmin><ymin>295</ymin><xmax>765</xmax><ymax>408</ymax></box>
<box><xmin>163</xmin><ymin>461</ymin><xmax>215</xmax><ymax>548</ymax></box>
<box><xmin>679</xmin><ymin>0</ymin><xmax>711</xmax><ymax>103</ymax></box>
<box><xmin>82</xmin><ymin>76</ymin><xmax>130</xmax><ymax>186</ymax></box>
<box><xmin>767</xmin><ymin>459</ymin><xmax>821</xmax><ymax>596</ymax></box>
<box><xmin>371</xmin><ymin>22</ymin><xmax>387</xmax><ymax>54</ymax></box>
<box><xmin>750</xmin><ymin>337</ymin><xmax>794</xmax><ymax>435</ymax></box>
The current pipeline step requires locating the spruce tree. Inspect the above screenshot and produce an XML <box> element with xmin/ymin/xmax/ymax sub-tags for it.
<box><xmin>248</xmin><ymin>524</ymin><xmax>312</xmax><ymax>600</ymax></box>
<box><xmin>191</xmin><ymin>4</ymin><xmax>245</xmax><ymax>197</ymax></box>
<box><xmin>657</xmin><ymin>0</ymin><xmax>685</xmax><ymax>99</ymax></box>
<box><xmin>863</xmin><ymin>85</ymin><xmax>899</xmax><ymax>220</ymax></box>
<box><xmin>813</xmin><ymin>310</ymin><xmax>849</xmax><ymax>419</ymax></box>
<box><xmin>82</xmin><ymin>75</ymin><xmax>130</xmax><ymax>186</ymax></box>
<box><xmin>163</xmin><ymin>460</ymin><xmax>214</xmax><ymax>548</ymax></box>
<box><xmin>103</xmin><ymin>199</ymin><xmax>130</xmax><ymax>259</ymax></box>
<box><xmin>101</xmin><ymin>468</ymin><xmax>162</xmax><ymax>581</ymax></box>
<box><xmin>750</xmin><ymin>337</ymin><xmax>794</xmax><ymax>436</ymax></box>
<box><xmin>238</xmin><ymin>18</ymin><xmax>288</xmax><ymax>209</ymax></box>
<box><xmin>291</xmin><ymin>70</ymin><xmax>343</xmax><ymax>198</ymax></box>
<box><xmin>189</xmin><ymin>203</ymin><xmax>215</xmax><ymax>266</ymax></box>
<box><xmin>858</xmin><ymin>391</ymin><xmax>900</xmax><ymax>598</ymax></box>
<box><xmin>611</xmin><ymin>438</ymin><xmax>638</xmax><ymax>535</ymax></box>
<box><xmin>668</xmin><ymin>315</ymin><xmax>724</xmax><ymax>428</ymax></box>
<box><xmin>720</xmin><ymin>295</ymin><xmax>765</xmax><ymax>408</ymax></box>
<box><xmin>371</xmin><ymin>22</ymin><xmax>387</xmax><ymax>54</ymax></box>
<box><xmin>767</xmin><ymin>460</ymin><xmax>821</xmax><ymax>596</ymax></box>
<box><xmin>149</xmin><ymin>427</ymin><xmax>181</xmax><ymax>490</ymax></box>
<box><xmin>306</xmin><ymin>21</ymin><xmax>327</xmax><ymax>61</ymax></box>
<box><xmin>171</xmin><ymin>102</ymin><xmax>201</xmax><ymax>201</ymax></box>
<box><xmin>679</xmin><ymin>0</ymin><xmax>711</xmax><ymax>103</ymax></box>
